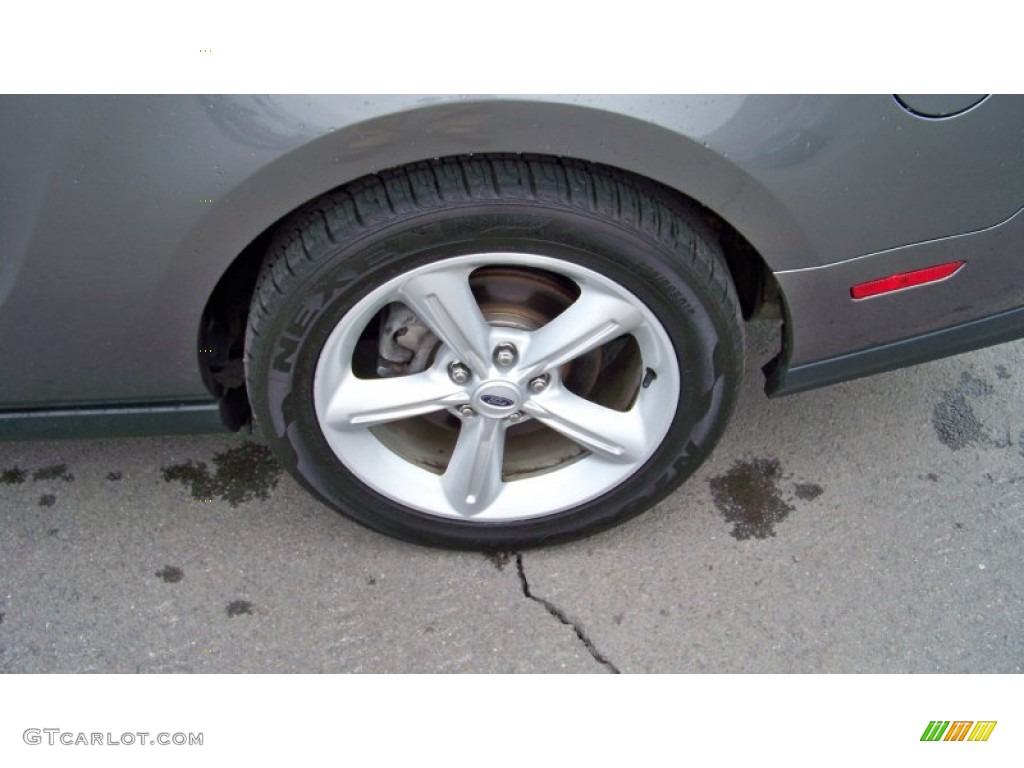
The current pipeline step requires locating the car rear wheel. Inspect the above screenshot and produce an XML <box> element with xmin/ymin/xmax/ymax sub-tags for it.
<box><xmin>245</xmin><ymin>156</ymin><xmax>743</xmax><ymax>548</ymax></box>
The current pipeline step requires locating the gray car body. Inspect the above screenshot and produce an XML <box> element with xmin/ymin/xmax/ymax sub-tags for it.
<box><xmin>2</xmin><ymin>94</ymin><xmax>1023</xmax><ymax>437</ymax></box>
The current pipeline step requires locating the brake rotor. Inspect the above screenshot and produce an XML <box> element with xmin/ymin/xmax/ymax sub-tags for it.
<box><xmin>469</xmin><ymin>265</ymin><xmax>602</xmax><ymax>400</ymax></box>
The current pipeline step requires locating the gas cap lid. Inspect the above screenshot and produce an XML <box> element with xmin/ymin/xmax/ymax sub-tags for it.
<box><xmin>894</xmin><ymin>95</ymin><xmax>988</xmax><ymax>118</ymax></box>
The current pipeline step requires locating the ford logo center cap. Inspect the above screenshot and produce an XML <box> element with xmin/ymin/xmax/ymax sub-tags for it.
<box><xmin>481</xmin><ymin>394</ymin><xmax>515</xmax><ymax>408</ymax></box>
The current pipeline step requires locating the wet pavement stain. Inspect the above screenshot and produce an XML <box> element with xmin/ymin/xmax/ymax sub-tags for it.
<box><xmin>932</xmin><ymin>372</ymin><xmax>994</xmax><ymax>451</ymax></box>
<box><xmin>794</xmin><ymin>483</ymin><xmax>823</xmax><ymax>501</ymax></box>
<box><xmin>106</xmin><ymin>471</ymin><xmax>123</xmax><ymax>481</ymax></box>
<box><xmin>920</xmin><ymin>472</ymin><xmax>940</xmax><ymax>482</ymax></box>
<box><xmin>1</xmin><ymin>467</ymin><xmax>27</xmax><ymax>484</ymax></box>
<box><xmin>226</xmin><ymin>600</ymin><xmax>254</xmax><ymax>617</ymax></box>
<box><xmin>485</xmin><ymin>551</ymin><xmax>512</xmax><ymax>570</ymax></box>
<box><xmin>32</xmin><ymin>464</ymin><xmax>74</xmax><ymax>482</ymax></box>
<box><xmin>996</xmin><ymin>364</ymin><xmax>1011</xmax><ymax>380</ymax></box>
<box><xmin>38</xmin><ymin>494</ymin><xmax>56</xmax><ymax>507</ymax></box>
<box><xmin>709</xmin><ymin>458</ymin><xmax>795</xmax><ymax>540</ymax></box>
<box><xmin>156</xmin><ymin>566</ymin><xmax>184</xmax><ymax>583</ymax></box>
<box><xmin>161</xmin><ymin>441</ymin><xmax>281</xmax><ymax>506</ymax></box>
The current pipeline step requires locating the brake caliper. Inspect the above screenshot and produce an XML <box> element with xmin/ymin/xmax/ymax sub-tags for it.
<box><xmin>376</xmin><ymin>303</ymin><xmax>438</xmax><ymax>377</ymax></box>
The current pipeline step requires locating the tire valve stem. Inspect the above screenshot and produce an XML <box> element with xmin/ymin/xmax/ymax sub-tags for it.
<box><xmin>642</xmin><ymin>367</ymin><xmax>657</xmax><ymax>389</ymax></box>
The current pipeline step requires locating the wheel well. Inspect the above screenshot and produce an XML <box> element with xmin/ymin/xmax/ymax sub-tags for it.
<box><xmin>197</xmin><ymin>229</ymin><xmax>271</xmax><ymax>431</ymax></box>
<box><xmin>198</xmin><ymin>153</ymin><xmax>781</xmax><ymax>431</ymax></box>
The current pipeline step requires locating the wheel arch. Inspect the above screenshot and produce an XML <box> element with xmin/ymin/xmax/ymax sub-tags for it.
<box><xmin>195</xmin><ymin>99</ymin><xmax>796</xmax><ymax>429</ymax></box>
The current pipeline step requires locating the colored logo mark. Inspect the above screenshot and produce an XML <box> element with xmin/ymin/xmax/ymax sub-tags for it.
<box><xmin>921</xmin><ymin>721</ymin><xmax>997</xmax><ymax>742</ymax></box>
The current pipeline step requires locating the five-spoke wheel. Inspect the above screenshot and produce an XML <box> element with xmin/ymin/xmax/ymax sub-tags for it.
<box><xmin>312</xmin><ymin>253</ymin><xmax>680</xmax><ymax>521</ymax></box>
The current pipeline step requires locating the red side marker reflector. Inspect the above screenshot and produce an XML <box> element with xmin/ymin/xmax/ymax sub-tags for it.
<box><xmin>850</xmin><ymin>261</ymin><xmax>965</xmax><ymax>300</ymax></box>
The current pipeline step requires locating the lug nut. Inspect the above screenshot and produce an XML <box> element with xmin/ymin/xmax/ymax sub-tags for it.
<box><xmin>528</xmin><ymin>374</ymin><xmax>550</xmax><ymax>393</ymax></box>
<box><xmin>457</xmin><ymin>405</ymin><xmax>476</xmax><ymax>418</ymax></box>
<box><xmin>507</xmin><ymin>411</ymin><xmax>523</xmax><ymax>424</ymax></box>
<box><xmin>449</xmin><ymin>362</ymin><xmax>471</xmax><ymax>384</ymax></box>
<box><xmin>492</xmin><ymin>343</ymin><xmax>518</xmax><ymax>368</ymax></box>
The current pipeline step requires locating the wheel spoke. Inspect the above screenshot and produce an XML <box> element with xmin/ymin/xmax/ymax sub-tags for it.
<box><xmin>397</xmin><ymin>267</ymin><xmax>493</xmax><ymax>377</ymax></box>
<box><xmin>518</xmin><ymin>284</ymin><xmax>644</xmax><ymax>379</ymax></box>
<box><xmin>442</xmin><ymin>416</ymin><xmax>507</xmax><ymax>516</ymax></box>
<box><xmin>324</xmin><ymin>370</ymin><xmax>467</xmax><ymax>430</ymax></box>
<box><xmin>522</xmin><ymin>388</ymin><xmax>647</xmax><ymax>464</ymax></box>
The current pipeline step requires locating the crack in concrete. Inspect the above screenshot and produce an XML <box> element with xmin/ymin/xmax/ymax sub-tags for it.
<box><xmin>514</xmin><ymin>553</ymin><xmax>620</xmax><ymax>674</ymax></box>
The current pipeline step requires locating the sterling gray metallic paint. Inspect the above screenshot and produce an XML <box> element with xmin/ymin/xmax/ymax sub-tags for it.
<box><xmin>1</xmin><ymin>95</ymin><xmax>1022</xmax><ymax>420</ymax></box>
<box><xmin>776</xmin><ymin>205</ymin><xmax>1024</xmax><ymax>366</ymax></box>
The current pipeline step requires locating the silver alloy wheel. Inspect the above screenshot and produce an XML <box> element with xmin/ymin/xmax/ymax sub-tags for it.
<box><xmin>312</xmin><ymin>253</ymin><xmax>680</xmax><ymax>522</ymax></box>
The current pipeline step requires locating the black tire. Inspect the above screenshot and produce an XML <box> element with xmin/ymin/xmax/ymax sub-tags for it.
<box><xmin>246</xmin><ymin>155</ymin><xmax>743</xmax><ymax>549</ymax></box>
